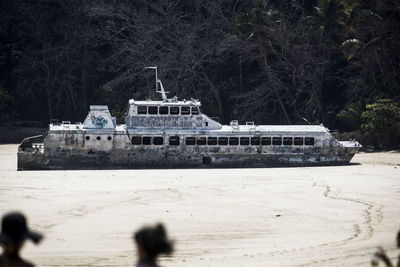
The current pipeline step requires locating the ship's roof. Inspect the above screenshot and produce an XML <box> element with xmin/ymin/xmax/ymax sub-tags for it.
<box><xmin>218</xmin><ymin>125</ymin><xmax>328</xmax><ymax>133</ymax></box>
<box><xmin>129</xmin><ymin>99</ymin><xmax>201</xmax><ymax>106</ymax></box>
<box><xmin>124</xmin><ymin>124</ymin><xmax>329</xmax><ymax>134</ymax></box>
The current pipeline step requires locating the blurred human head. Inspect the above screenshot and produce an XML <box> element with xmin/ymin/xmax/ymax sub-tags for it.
<box><xmin>134</xmin><ymin>223</ymin><xmax>173</xmax><ymax>260</ymax></box>
<box><xmin>0</xmin><ymin>212</ymin><xmax>43</xmax><ymax>251</ymax></box>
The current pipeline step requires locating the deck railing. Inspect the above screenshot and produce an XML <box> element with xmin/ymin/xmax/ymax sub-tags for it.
<box><xmin>18</xmin><ymin>135</ymin><xmax>44</xmax><ymax>153</ymax></box>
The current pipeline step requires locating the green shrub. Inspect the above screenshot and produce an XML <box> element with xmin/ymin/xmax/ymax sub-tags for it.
<box><xmin>361</xmin><ymin>99</ymin><xmax>400</xmax><ymax>148</ymax></box>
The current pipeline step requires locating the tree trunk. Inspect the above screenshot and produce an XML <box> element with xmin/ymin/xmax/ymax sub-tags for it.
<box><xmin>263</xmin><ymin>55</ymin><xmax>291</xmax><ymax>124</ymax></box>
<box><xmin>202</xmin><ymin>72</ymin><xmax>224</xmax><ymax>121</ymax></box>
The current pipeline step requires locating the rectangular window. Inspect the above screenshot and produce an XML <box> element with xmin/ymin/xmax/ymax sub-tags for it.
<box><xmin>169</xmin><ymin>136</ymin><xmax>180</xmax><ymax>146</ymax></box>
<box><xmin>170</xmin><ymin>106</ymin><xmax>179</xmax><ymax>115</ymax></box>
<box><xmin>283</xmin><ymin>137</ymin><xmax>293</xmax><ymax>146</ymax></box>
<box><xmin>196</xmin><ymin>137</ymin><xmax>206</xmax><ymax>145</ymax></box>
<box><xmin>137</xmin><ymin>106</ymin><xmax>147</xmax><ymax>115</ymax></box>
<box><xmin>181</xmin><ymin>106</ymin><xmax>190</xmax><ymax>115</ymax></box>
<box><xmin>218</xmin><ymin>137</ymin><xmax>228</xmax><ymax>145</ymax></box>
<box><xmin>191</xmin><ymin>107</ymin><xmax>199</xmax><ymax>115</ymax></box>
<box><xmin>132</xmin><ymin>136</ymin><xmax>141</xmax><ymax>145</ymax></box>
<box><xmin>185</xmin><ymin>137</ymin><xmax>195</xmax><ymax>145</ymax></box>
<box><xmin>261</xmin><ymin>137</ymin><xmax>271</xmax><ymax>145</ymax></box>
<box><xmin>148</xmin><ymin>106</ymin><xmax>158</xmax><ymax>115</ymax></box>
<box><xmin>240</xmin><ymin>137</ymin><xmax>250</xmax><ymax>145</ymax></box>
<box><xmin>207</xmin><ymin>137</ymin><xmax>217</xmax><ymax>145</ymax></box>
<box><xmin>153</xmin><ymin>137</ymin><xmax>163</xmax><ymax>145</ymax></box>
<box><xmin>305</xmin><ymin>137</ymin><xmax>315</xmax><ymax>146</ymax></box>
<box><xmin>159</xmin><ymin>106</ymin><xmax>168</xmax><ymax>115</ymax></box>
<box><xmin>272</xmin><ymin>137</ymin><xmax>282</xmax><ymax>146</ymax></box>
<box><xmin>229</xmin><ymin>137</ymin><xmax>239</xmax><ymax>145</ymax></box>
<box><xmin>294</xmin><ymin>137</ymin><xmax>303</xmax><ymax>146</ymax></box>
<box><xmin>142</xmin><ymin>136</ymin><xmax>151</xmax><ymax>145</ymax></box>
<box><xmin>251</xmin><ymin>137</ymin><xmax>261</xmax><ymax>145</ymax></box>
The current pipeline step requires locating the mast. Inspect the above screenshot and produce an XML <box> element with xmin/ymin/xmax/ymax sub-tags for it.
<box><xmin>144</xmin><ymin>66</ymin><xmax>169</xmax><ymax>102</ymax></box>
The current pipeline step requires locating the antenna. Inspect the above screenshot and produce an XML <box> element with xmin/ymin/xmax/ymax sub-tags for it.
<box><xmin>144</xmin><ymin>66</ymin><xmax>158</xmax><ymax>92</ymax></box>
<box><xmin>144</xmin><ymin>66</ymin><xmax>169</xmax><ymax>102</ymax></box>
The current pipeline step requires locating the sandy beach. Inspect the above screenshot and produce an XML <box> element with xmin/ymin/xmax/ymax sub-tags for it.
<box><xmin>0</xmin><ymin>144</ymin><xmax>399</xmax><ymax>266</ymax></box>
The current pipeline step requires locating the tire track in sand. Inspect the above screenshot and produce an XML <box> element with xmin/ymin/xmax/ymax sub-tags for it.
<box><xmin>267</xmin><ymin>183</ymin><xmax>383</xmax><ymax>263</ymax></box>
<box><xmin>295</xmin><ymin>184</ymin><xmax>384</xmax><ymax>266</ymax></box>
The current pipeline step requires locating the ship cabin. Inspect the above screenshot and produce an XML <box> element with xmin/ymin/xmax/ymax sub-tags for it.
<box><xmin>125</xmin><ymin>98</ymin><xmax>222</xmax><ymax>130</ymax></box>
<box><xmin>123</xmin><ymin>124</ymin><xmax>338</xmax><ymax>152</ymax></box>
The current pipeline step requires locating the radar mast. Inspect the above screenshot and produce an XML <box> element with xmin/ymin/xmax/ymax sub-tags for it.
<box><xmin>144</xmin><ymin>66</ymin><xmax>169</xmax><ymax>102</ymax></box>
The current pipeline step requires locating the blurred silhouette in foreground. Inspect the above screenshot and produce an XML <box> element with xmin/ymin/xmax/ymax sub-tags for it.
<box><xmin>134</xmin><ymin>223</ymin><xmax>173</xmax><ymax>267</ymax></box>
<box><xmin>372</xmin><ymin>230</ymin><xmax>400</xmax><ymax>267</ymax></box>
<box><xmin>0</xmin><ymin>212</ymin><xmax>43</xmax><ymax>267</ymax></box>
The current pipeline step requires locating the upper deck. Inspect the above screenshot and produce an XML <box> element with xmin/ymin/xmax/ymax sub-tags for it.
<box><xmin>124</xmin><ymin>97</ymin><xmax>223</xmax><ymax>130</ymax></box>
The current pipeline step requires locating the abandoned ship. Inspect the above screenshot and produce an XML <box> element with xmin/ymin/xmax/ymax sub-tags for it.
<box><xmin>18</xmin><ymin>68</ymin><xmax>361</xmax><ymax>170</ymax></box>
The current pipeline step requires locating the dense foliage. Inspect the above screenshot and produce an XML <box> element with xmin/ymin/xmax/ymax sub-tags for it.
<box><xmin>1</xmin><ymin>0</ymin><xmax>399</xmax><ymax>146</ymax></box>
<box><xmin>361</xmin><ymin>99</ymin><xmax>400</xmax><ymax>148</ymax></box>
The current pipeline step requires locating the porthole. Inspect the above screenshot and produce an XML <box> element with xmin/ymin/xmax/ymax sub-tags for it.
<box><xmin>272</xmin><ymin>137</ymin><xmax>282</xmax><ymax>146</ymax></box>
<box><xmin>159</xmin><ymin>106</ymin><xmax>168</xmax><ymax>114</ymax></box>
<box><xmin>169</xmin><ymin>136</ymin><xmax>180</xmax><ymax>146</ymax></box>
<box><xmin>207</xmin><ymin>137</ymin><xmax>217</xmax><ymax>146</ymax></box>
<box><xmin>170</xmin><ymin>106</ymin><xmax>179</xmax><ymax>115</ymax></box>
<box><xmin>261</xmin><ymin>137</ymin><xmax>271</xmax><ymax>145</ymax></box>
<box><xmin>283</xmin><ymin>137</ymin><xmax>293</xmax><ymax>145</ymax></box>
<box><xmin>153</xmin><ymin>137</ymin><xmax>164</xmax><ymax>145</ymax></box>
<box><xmin>185</xmin><ymin>137</ymin><xmax>195</xmax><ymax>146</ymax></box>
<box><xmin>142</xmin><ymin>136</ymin><xmax>151</xmax><ymax>145</ymax></box>
<box><xmin>96</xmin><ymin>136</ymin><xmax>101</xmax><ymax>141</ymax></box>
<box><xmin>85</xmin><ymin>136</ymin><xmax>90</xmax><ymax>140</ymax></box>
<box><xmin>229</xmin><ymin>137</ymin><xmax>239</xmax><ymax>145</ymax></box>
<box><xmin>240</xmin><ymin>137</ymin><xmax>250</xmax><ymax>146</ymax></box>
<box><xmin>107</xmin><ymin>136</ymin><xmax>112</xmax><ymax>141</ymax></box>
<box><xmin>132</xmin><ymin>136</ymin><xmax>141</xmax><ymax>145</ymax></box>
<box><xmin>196</xmin><ymin>137</ymin><xmax>206</xmax><ymax>146</ymax></box>
<box><xmin>218</xmin><ymin>137</ymin><xmax>228</xmax><ymax>145</ymax></box>
<box><xmin>305</xmin><ymin>137</ymin><xmax>315</xmax><ymax>146</ymax></box>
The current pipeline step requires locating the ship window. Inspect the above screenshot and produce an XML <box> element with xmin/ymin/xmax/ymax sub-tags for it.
<box><xmin>191</xmin><ymin>107</ymin><xmax>200</xmax><ymax>115</ymax></box>
<box><xmin>132</xmin><ymin>136</ymin><xmax>141</xmax><ymax>145</ymax></box>
<box><xmin>85</xmin><ymin>136</ymin><xmax>90</xmax><ymax>140</ymax></box>
<box><xmin>185</xmin><ymin>137</ymin><xmax>195</xmax><ymax>145</ymax></box>
<box><xmin>240</xmin><ymin>137</ymin><xmax>250</xmax><ymax>145</ymax></box>
<box><xmin>142</xmin><ymin>136</ymin><xmax>151</xmax><ymax>145</ymax></box>
<box><xmin>159</xmin><ymin>106</ymin><xmax>168</xmax><ymax>115</ymax></box>
<box><xmin>218</xmin><ymin>137</ymin><xmax>228</xmax><ymax>145</ymax></box>
<box><xmin>283</xmin><ymin>137</ymin><xmax>293</xmax><ymax>145</ymax></box>
<box><xmin>272</xmin><ymin>137</ymin><xmax>282</xmax><ymax>146</ymax></box>
<box><xmin>229</xmin><ymin>137</ymin><xmax>239</xmax><ymax>145</ymax></box>
<box><xmin>148</xmin><ymin>106</ymin><xmax>158</xmax><ymax>115</ymax></box>
<box><xmin>305</xmin><ymin>137</ymin><xmax>315</xmax><ymax>146</ymax></box>
<box><xmin>251</xmin><ymin>137</ymin><xmax>261</xmax><ymax>145</ymax></box>
<box><xmin>153</xmin><ymin>137</ymin><xmax>163</xmax><ymax>145</ymax></box>
<box><xmin>107</xmin><ymin>136</ymin><xmax>112</xmax><ymax>141</ymax></box>
<box><xmin>170</xmin><ymin>106</ymin><xmax>179</xmax><ymax>115</ymax></box>
<box><xmin>181</xmin><ymin>106</ymin><xmax>190</xmax><ymax>115</ymax></box>
<box><xmin>207</xmin><ymin>137</ymin><xmax>217</xmax><ymax>145</ymax></box>
<box><xmin>138</xmin><ymin>106</ymin><xmax>147</xmax><ymax>115</ymax></box>
<box><xmin>261</xmin><ymin>137</ymin><xmax>271</xmax><ymax>145</ymax></box>
<box><xmin>294</xmin><ymin>137</ymin><xmax>303</xmax><ymax>146</ymax></box>
<box><xmin>96</xmin><ymin>136</ymin><xmax>101</xmax><ymax>141</ymax></box>
<box><xmin>169</xmin><ymin>136</ymin><xmax>180</xmax><ymax>146</ymax></box>
<box><xmin>196</xmin><ymin>137</ymin><xmax>206</xmax><ymax>145</ymax></box>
